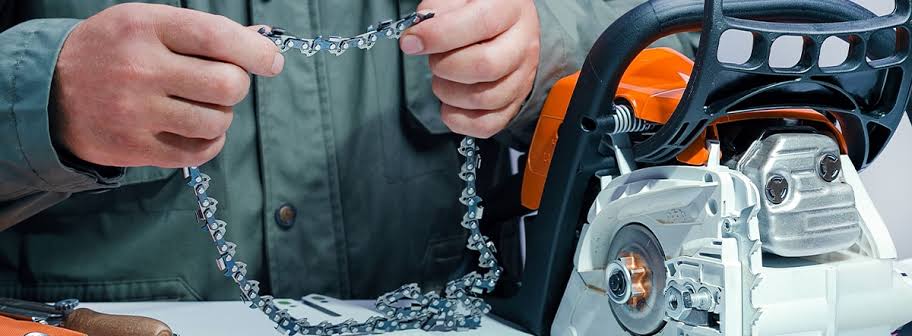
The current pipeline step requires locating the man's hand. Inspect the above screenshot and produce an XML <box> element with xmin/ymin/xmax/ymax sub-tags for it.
<box><xmin>53</xmin><ymin>3</ymin><xmax>284</xmax><ymax>168</ymax></box>
<box><xmin>401</xmin><ymin>0</ymin><xmax>540</xmax><ymax>139</ymax></box>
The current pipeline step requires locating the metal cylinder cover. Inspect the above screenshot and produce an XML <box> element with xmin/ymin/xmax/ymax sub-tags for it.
<box><xmin>737</xmin><ymin>133</ymin><xmax>862</xmax><ymax>257</ymax></box>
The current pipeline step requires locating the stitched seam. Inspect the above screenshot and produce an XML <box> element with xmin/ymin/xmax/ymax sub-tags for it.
<box><xmin>250</xmin><ymin>1</ymin><xmax>279</xmax><ymax>295</ymax></box>
<box><xmin>10</xmin><ymin>28</ymin><xmax>54</xmax><ymax>189</ymax></box>
<box><xmin>312</xmin><ymin>0</ymin><xmax>351</xmax><ymax>298</ymax></box>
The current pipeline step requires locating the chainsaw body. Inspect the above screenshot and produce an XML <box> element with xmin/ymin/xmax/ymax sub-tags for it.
<box><xmin>490</xmin><ymin>0</ymin><xmax>912</xmax><ymax>335</ymax></box>
<box><xmin>551</xmin><ymin>155</ymin><xmax>912</xmax><ymax>335</ymax></box>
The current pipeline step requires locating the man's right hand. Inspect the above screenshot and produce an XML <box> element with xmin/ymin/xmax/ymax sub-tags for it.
<box><xmin>52</xmin><ymin>3</ymin><xmax>284</xmax><ymax>168</ymax></box>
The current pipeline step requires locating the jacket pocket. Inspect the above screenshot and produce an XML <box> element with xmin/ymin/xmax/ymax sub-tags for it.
<box><xmin>420</xmin><ymin>235</ymin><xmax>467</xmax><ymax>291</ymax></box>
<box><xmin>0</xmin><ymin>277</ymin><xmax>201</xmax><ymax>302</ymax></box>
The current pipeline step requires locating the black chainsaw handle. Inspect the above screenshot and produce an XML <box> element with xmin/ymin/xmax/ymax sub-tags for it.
<box><xmin>571</xmin><ymin>0</ymin><xmax>910</xmax><ymax>167</ymax></box>
<box><xmin>585</xmin><ymin>0</ymin><xmax>891</xmax><ymax>85</ymax></box>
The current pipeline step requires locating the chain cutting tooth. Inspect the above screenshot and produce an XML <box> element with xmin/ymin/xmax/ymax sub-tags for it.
<box><xmin>188</xmin><ymin>12</ymin><xmax>503</xmax><ymax>334</ymax></box>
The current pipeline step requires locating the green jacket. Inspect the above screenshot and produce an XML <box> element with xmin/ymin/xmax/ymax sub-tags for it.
<box><xmin>0</xmin><ymin>0</ymin><xmax>689</xmax><ymax>302</ymax></box>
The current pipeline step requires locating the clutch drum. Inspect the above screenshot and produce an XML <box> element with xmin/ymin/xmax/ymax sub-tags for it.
<box><xmin>605</xmin><ymin>224</ymin><xmax>667</xmax><ymax>335</ymax></box>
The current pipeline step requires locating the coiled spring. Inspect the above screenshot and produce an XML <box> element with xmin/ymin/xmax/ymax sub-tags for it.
<box><xmin>610</xmin><ymin>104</ymin><xmax>656</xmax><ymax>134</ymax></box>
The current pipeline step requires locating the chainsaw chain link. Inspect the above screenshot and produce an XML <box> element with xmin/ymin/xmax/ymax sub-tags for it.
<box><xmin>183</xmin><ymin>13</ymin><xmax>500</xmax><ymax>335</ymax></box>
<box><xmin>260</xmin><ymin>12</ymin><xmax>435</xmax><ymax>56</ymax></box>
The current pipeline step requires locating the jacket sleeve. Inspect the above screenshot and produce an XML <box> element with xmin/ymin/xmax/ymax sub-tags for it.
<box><xmin>501</xmin><ymin>0</ymin><xmax>694</xmax><ymax>149</ymax></box>
<box><xmin>0</xmin><ymin>19</ymin><xmax>124</xmax><ymax>230</ymax></box>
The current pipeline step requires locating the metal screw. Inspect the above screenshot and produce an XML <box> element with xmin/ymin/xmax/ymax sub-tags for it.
<box><xmin>819</xmin><ymin>153</ymin><xmax>841</xmax><ymax>182</ymax></box>
<box><xmin>54</xmin><ymin>298</ymin><xmax>80</xmax><ymax>313</ymax></box>
<box><xmin>765</xmin><ymin>175</ymin><xmax>789</xmax><ymax>204</ymax></box>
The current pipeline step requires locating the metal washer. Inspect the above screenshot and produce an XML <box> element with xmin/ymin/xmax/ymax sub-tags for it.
<box><xmin>606</xmin><ymin>224</ymin><xmax>667</xmax><ymax>336</ymax></box>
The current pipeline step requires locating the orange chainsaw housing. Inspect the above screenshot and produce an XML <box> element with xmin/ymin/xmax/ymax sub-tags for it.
<box><xmin>0</xmin><ymin>315</ymin><xmax>86</xmax><ymax>336</ymax></box>
<box><xmin>521</xmin><ymin>47</ymin><xmax>847</xmax><ymax>210</ymax></box>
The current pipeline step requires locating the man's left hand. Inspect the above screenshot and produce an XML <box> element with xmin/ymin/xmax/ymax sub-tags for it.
<box><xmin>401</xmin><ymin>0</ymin><xmax>540</xmax><ymax>138</ymax></box>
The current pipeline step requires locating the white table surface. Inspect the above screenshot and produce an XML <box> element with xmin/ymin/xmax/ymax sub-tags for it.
<box><xmin>82</xmin><ymin>298</ymin><xmax>531</xmax><ymax>336</ymax></box>
<box><xmin>79</xmin><ymin>259</ymin><xmax>912</xmax><ymax>335</ymax></box>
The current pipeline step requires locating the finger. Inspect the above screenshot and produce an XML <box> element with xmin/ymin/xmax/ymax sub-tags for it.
<box><xmin>432</xmin><ymin>60</ymin><xmax>534</xmax><ymax>111</ymax></box>
<box><xmin>151</xmin><ymin>132</ymin><xmax>227</xmax><ymax>168</ymax></box>
<box><xmin>429</xmin><ymin>24</ymin><xmax>528</xmax><ymax>84</ymax></box>
<box><xmin>401</xmin><ymin>0</ymin><xmax>521</xmax><ymax>55</ymax></box>
<box><xmin>161</xmin><ymin>53</ymin><xmax>251</xmax><ymax>106</ymax></box>
<box><xmin>148</xmin><ymin>96</ymin><xmax>234</xmax><ymax>140</ymax></box>
<box><xmin>154</xmin><ymin>7</ymin><xmax>284</xmax><ymax>76</ymax></box>
<box><xmin>441</xmin><ymin>100</ymin><xmax>524</xmax><ymax>138</ymax></box>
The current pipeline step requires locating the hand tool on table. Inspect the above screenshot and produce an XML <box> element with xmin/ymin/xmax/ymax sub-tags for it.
<box><xmin>0</xmin><ymin>298</ymin><xmax>174</xmax><ymax>336</ymax></box>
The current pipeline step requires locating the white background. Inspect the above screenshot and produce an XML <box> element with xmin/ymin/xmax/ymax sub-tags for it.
<box><xmin>845</xmin><ymin>0</ymin><xmax>910</xmax><ymax>259</ymax></box>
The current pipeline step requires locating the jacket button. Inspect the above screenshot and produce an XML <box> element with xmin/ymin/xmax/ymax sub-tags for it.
<box><xmin>275</xmin><ymin>203</ymin><xmax>297</xmax><ymax>229</ymax></box>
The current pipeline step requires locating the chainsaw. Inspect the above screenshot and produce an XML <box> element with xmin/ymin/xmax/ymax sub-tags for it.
<box><xmin>488</xmin><ymin>0</ymin><xmax>912</xmax><ymax>335</ymax></box>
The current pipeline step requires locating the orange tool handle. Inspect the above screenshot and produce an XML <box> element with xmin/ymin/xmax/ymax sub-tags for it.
<box><xmin>0</xmin><ymin>315</ymin><xmax>86</xmax><ymax>336</ymax></box>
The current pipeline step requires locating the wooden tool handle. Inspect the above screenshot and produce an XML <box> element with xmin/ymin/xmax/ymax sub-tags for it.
<box><xmin>64</xmin><ymin>308</ymin><xmax>173</xmax><ymax>336</ymax></box>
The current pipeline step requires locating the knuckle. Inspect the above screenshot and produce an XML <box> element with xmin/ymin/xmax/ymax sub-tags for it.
<box><xmin>419</xmin><ymin>24</ymin><xmax>444</xmax><ymax>47</ymax></box>
<box><xmin>167</xmin><ymin>145</ymin><xmax>198</xmax><ymax>168</ymax></box>
<box><xmin>476</xmin><ymin>123</ymin><xmax>499</xmax><ymax>139</ymax></box>
<box><xmin>478</xmin><ymin>8</ymin><xmax>503</xmax><ymax>38</ymax></box>
<box><xmin>440</xmin><ymin>109</ymin><xmax>465</xmax><ymax>133</ymax></box>
<box><xmin>212</xmin><ymin>67</ymin><xmax>251</xmax><ymax>105</ymax></box>
<box><xmin>176</xmin><ymin>112</ymin><xmax>203</xmax><ymax>138</ymax></box>
<box><xmin>192</xmin><ymin>108</ymin><xmax>232</xmax><ymax>140</ymax></box>
<box><xmin>209</xmin><ymin>110</ymin><xmax>234</xmax><ymax>138</ymax></box>
<box><xmin>197</xmin><ymin>124</ymin><xmax>221</xmax><ymax>141</ymax></box>
<box><xmin>430</xmin><ymin>76</ymin><xmax>449</xmax><ymax>100</ymax></box>
<box><xmin>111</xmin><ymin>14</ymin><xmax>151</xmax><ymax>37</ymax></box>
<box><xmin>478</xmin><ymin>114</ymin><xmax>511</xmax><ymax>139</ymax></box>
<box><xmin>429</xmin><ymin>60</ymin><xmax>454</xmax><ymax>82</ymax></box>
<box><xmin>184</xmin><ymin>16</ymin><xmax>226</xmax><ymax>52</ymax></box>
<box><xmin>468</xmin><ymin>90</ymin><xmax>498</xmax><ymax>109</ymax></box>
<box><xmin>209</xmin><ymin>15</ymin><xmax>244</xmax><ymax>49</ymax></box>
<box><xmin>195</xmin><ymin>28</ymin><xmax>220</xmax><ymax>53</ymax></box>
<box><xmin>526</xmin><ymin>33</ymin><xmax>541</xmax><ymax>55</ymax></box>
<box><xmin>472</xmin><ymin>49</ymin><xmax>502</xmax><ymax>82</ymax></box>
<box><xmin>212</xmin><ymin>16</ymin><xmax>238</xmax><ymax>40</ymax></box>
<box><xmin>428</xmin><ymin>53</ymin><xmax>444</xmax><ymax>69</ymax></box>
<box><xmin>195</xmin><ymin>137</ymin><xmax>226</xmax><ymax>165</ymax></box>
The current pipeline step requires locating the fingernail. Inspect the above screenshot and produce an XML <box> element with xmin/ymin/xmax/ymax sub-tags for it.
<box><xmin>401</xmin><ymin>35</ymin><xmax>424</xmax><ymax>55</ymax></box>
<box><xmin>271</xmin><ymin>53</ymin><xmax>285</xmax><ymax>75</ymax></box>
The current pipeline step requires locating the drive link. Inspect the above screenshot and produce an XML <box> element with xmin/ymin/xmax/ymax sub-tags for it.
<box><xmin>181</xmin><ymin>12</ymin><xmax>500</xmax><ymax>335</ymax></box>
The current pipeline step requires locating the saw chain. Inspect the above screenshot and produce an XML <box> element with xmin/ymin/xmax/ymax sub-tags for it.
<box><xmin>184</xmin><ymin>12</ymin><xmax>502</xmax><ymax>336</ymax></box>
<box><xmin>260</xmin><ymin>12</ymin><xmax>435</xmax><ymax>56</ymax></box>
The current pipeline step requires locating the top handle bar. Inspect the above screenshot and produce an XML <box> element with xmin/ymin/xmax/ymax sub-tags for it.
<box><xmin>568</xmin><ymin>0</ymin><xmax>911</xmax><ymax>168</ymax></box>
